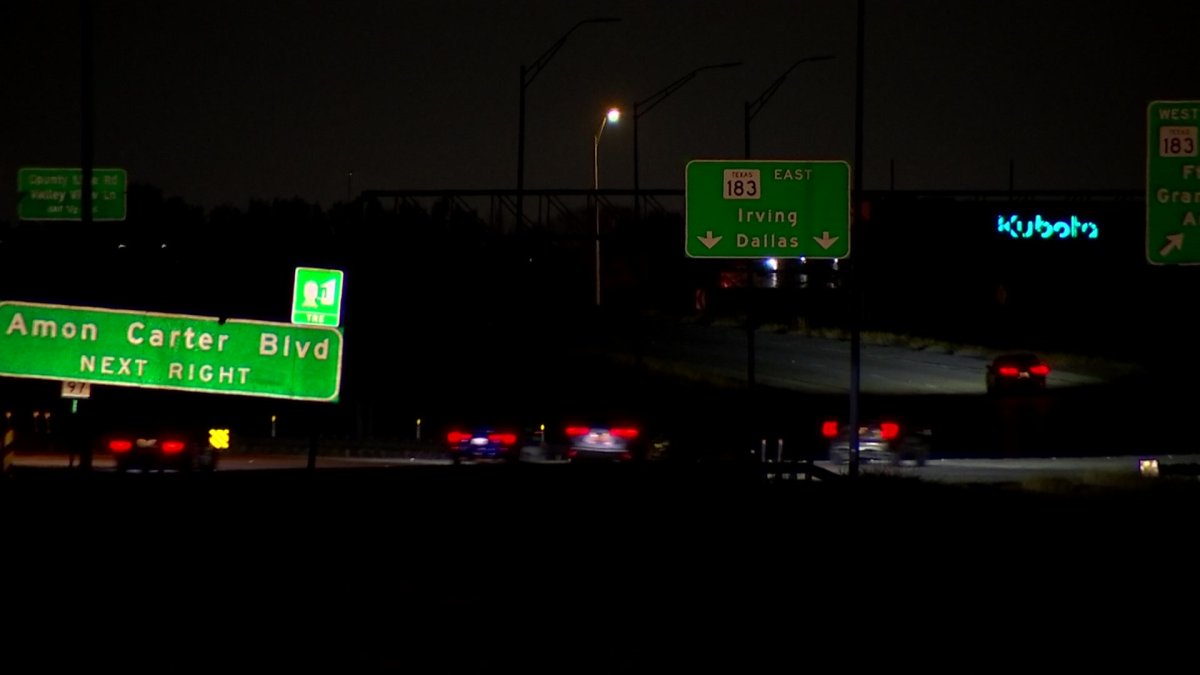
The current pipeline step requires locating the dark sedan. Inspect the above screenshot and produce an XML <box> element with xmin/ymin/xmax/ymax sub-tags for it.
<box><xmin>103</xmin><ymin>423</ymin><xmax>221</xmax><ymax>472</ymax></box>
<box><xmin>986</xmin><ymin>353</ymin><xmax>1050</xmax><ymax>395</ymax></box>
<box><xmin>823</xmin><ymin>418</ymin><xmax>931</xmax><ymax>467</ymax></box>
<box><xmin>445</xmin><ymin>426</ymin><xmax>525</xmax><ymax>464</ymax></box>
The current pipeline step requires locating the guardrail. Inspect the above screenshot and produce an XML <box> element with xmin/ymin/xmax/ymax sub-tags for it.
<box><xmin>757</xmin><ymin>437</ymin><xmax>839</xmax><ymax>482</ymax></box>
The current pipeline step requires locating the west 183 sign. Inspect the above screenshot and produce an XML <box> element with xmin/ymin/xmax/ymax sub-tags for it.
<box><xmin>1146</xmin><ymin>101</ymin><xmax>1200</xmax><ymax>264</ymax></box>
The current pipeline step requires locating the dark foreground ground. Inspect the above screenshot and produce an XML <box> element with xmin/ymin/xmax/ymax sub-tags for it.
<box><xmin>4</xmin><ymin>463</ymin><xmax>1200</xmax><ymax>672</ymax></box>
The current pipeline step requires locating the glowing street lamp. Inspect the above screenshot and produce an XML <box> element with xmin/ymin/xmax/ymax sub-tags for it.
<box><xmin>593</xmin><ymin>107</ymin><xmax>620</xmax><ymax>306</ymax></box>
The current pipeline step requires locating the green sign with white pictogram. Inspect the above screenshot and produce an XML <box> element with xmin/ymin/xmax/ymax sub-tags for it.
<box><xmin>685</xmin><ymin>159</ymin><xmax>851</xmax><ymax>259</ymax></box>
<box><xmin>0</xmin><ymin>301</ymin><xmax>342</xmax><ymax>402</ymax></box>
<box><xmin>17</xmin><ymin>168</ymin><xmax>127</xmax><ymax>221</ymax></box>
<box><xmin>292</xmin><ymin>267</ymin><xmax>344</xmax><ymax>326</ymax></box>
<box><xmin>1146</xmin><ymin>100</ymin><xmax>1200</xmax><ymax>264</ymax></box>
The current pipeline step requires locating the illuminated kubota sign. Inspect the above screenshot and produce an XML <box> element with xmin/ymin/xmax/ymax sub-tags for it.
<box><xmin>996</xmin><ymin>214</ymin><xmax>1098</xmax><ymax>240</ymax></box>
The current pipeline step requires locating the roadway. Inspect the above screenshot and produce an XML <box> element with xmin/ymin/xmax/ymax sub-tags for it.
<box><xmin>571</xmin><ymin>314</ymin><xmax>1177</xmax><ymax>461</ymax></box>
<box><xmin>0</xmin><ymin>310</ymin><xmax>1172</xmax><ymax>481</ymax></box>
<box><xmin>614</xmin><ymin>316</ymin><xmax>1142</xmax><ymax>395</ymax></box>
<box><xmin>11</xmin><ymin>448</ymin><xmax>1196</xmax><ymax>485</ymax></box>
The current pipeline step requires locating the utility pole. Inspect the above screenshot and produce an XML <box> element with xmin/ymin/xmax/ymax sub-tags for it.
<box><xmin>79</xmin><ymin>0</ymin><xmax>94</xmax><ymax>472</ymax></box>
<box><xmin>849</xmin><ymin>0</ymin><xmax>865</xmax><ymax>478</ymax></box>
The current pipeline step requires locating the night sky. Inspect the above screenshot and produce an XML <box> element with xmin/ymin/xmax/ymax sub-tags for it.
<box><xmin>3</xmin><ymin>0</ymin><xmax>1199</xmax><ymax>218</ymax></box>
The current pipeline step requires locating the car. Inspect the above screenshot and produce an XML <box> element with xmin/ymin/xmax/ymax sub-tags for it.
<box><xmin>103</xmin><ymin>422</ymin><xmax>222</xmax><ymax>472</ymax></box>
<box><xmin>823</xmin><ymin>418</ymin><xmax>931</xmax><ymax>467</ymax></box>
<box><xmin>445</xmin><ymin>426</ymin><xmax>525</xmax><ymax>464</ymax></box>
<box><xmin>560</xmin><ymin>422</ymin><xmax>670</xmax><ymax>463</ymax></box>
<box><xmin>986</xmin><ymin>353</ymin><xmax>1050</xmax><ymax>395</ymax></box>
<box><xmin>563</xmin><ymin>424</ymin><xmax>640</xmax><ymax>462</ymax></box>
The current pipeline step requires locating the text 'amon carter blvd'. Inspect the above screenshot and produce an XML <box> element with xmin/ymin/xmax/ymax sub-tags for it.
<box><xmin>0</xmin><ymin>301</ymin><xmax>342</xmax><ymax>401</ymax></box>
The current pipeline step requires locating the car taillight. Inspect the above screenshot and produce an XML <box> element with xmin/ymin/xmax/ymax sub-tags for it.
<box><xmin>488</xmin><ymin>433</ymin><xmax>517</xmax><ymax>446</ymax></box>
<box><xmin>998</xmin><ymin>366</ymin><xmax>1020</xmax><ymax>377</ymax></box>
<box><xmin>1029</xmin><ymin>364</ymin><xmax>1050</xmax><ymax>376</ymax></box>
<box><xmin>821</xmin><ymin>420</ymin><xmax>839</xmax><ymax>438</ymax></box>
<box><xmin>447</xmin><ymin>431</ymin><xmax>473</xmax><ymax>444</ymax></box>
<box><xmin>880</xmin><ymin>422</ymin><xmax>900</xmax><ymax>441</ymax></box>
<box><xmin>565</xmin><ymin>426</ymin><xmax>590</xmax><ymax>437</ymax></box>
<box><xmin>108</xmin><ymin>439</ymin><xmax>132</xmax><ymax>453</ymax></box>
<box><xmin>161</xmin><ymin>440</ymin><xmax>186</xmax><ymax>454</ymax></box>
<box><xmin>566</xmin><ymin>449</ymin><xmax>578</xmax><ymax>459</ymax></box>
<box><xmin>612</xmin><ymin>428</ymin><xmax>639</xmax><ymax>440</ymax></box>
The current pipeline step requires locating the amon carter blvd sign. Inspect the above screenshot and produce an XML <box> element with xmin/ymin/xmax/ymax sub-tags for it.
<box><xmin>0</xmin><ymin>301</ymin><xmax>342</xmax><ymax>401</ymax></box>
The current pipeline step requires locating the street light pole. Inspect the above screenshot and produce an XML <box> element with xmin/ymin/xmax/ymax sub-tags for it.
<box><xmin>516</xmin><ymin>17</ymin><xmax>620</xmax><ymax>231</ymax></box>
<box><xmin>741</xmin><ymin>54</ymin><xmax>834</xmax><ymax>388</ymax></box>
<box><xmin>743</xmin><ymin>54</ymin><xmax>834</xmax><ymax>159</ymax></box>
<box><xmin>849</xmin><ymin>0</ymin><xmax>866</xmax><ymax>479</ymax></box>
<box><xmin>593</xmin><ymin>108</ymin><xmax>620</xmax><ymax>307</ymax></box>
<box><xmin>78</xmin><ymin>0</ymin><xmax>94</xmax><ymax>472</ymax></box>
<box><xmin>632</xmin><ymin>61</ymin><xmax>742</xmax><ymax>220</ymax></box>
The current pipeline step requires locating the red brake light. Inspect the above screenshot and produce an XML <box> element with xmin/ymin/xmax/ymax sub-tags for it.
<box><xmin>880</xmin><ymin>422</ymin><xmax>900</xmax><ymax>441</ymax></box>
<box><xmin>998</xmin><ymin>366</ymin><xmax>1020</xmax><ymax>377</ymax></box>
<box><xmin>161</xmin><ymin>440</ymin><xmax>186</xmax><ymax>455</ymax></box>
<box><xmin>566</xmin><ymin>449</ymin><xmax>578</xmax><ymax>459</ymax></box>
<box><xmin>612</xmin><ymin>428</ymin><xmax>639</xmax><ymax>440</ymax></box>
<box><xmin>821</xmin><ymin>421</ymin><xmax>839</xmax><ymax>438</ymax></box>
<box><xmin>447</xmin><ymin>431</ymin><xmax>471</xmax><ymax>444</ymax></box>
<box><xmin>108</xmin><ymin>439</ymin><xmax>132</xmax><ymax>453</ymax></box>
<box><xmin>488</xmin><ymin>433</ymin><xmax>517</xmax><ymax>446</ymax></box>
<box><xmin>565</xmin><ymin>426</ymin><xmax>590</xmax><ymax>437</ymax></box>
<box><xmin>1029</xmin><ymin>364</ymin><xmax>1050</xmax><ymax>377</ymax></box>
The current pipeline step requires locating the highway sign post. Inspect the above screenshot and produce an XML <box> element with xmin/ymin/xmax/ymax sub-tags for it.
<box><xmin>61</xmin><ymin>381</ymin><xmax>91</xmax><ymax>399</ymax></box>
<box><xmin>685</xmin><ymin>159</ymin><xmax>851</xmax><ymax>258</ymax></box>
<box><xmin>292</xmin><ymin>267</ymin><xmax>344</xmax><ymax>326</ymax></box>
<box><xmin>0</xmin><ymin>301</ymin><xmax>342</xmax><ymax>401</ymax></box>
<box><xmin>17</xmin><ymin>168</ymin><xmax>127</xmax><ymax>221</ymax></box>
<box><xmin>1146</xmin><ymin>100</ymin><xmax>1200</xmax><ymax>264</ymax></box>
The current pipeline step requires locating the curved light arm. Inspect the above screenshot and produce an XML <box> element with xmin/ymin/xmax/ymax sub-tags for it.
<box><xmin>524</xmin><ymin>17</ymin><xmax>622</xmax><ymax>88</ymax></box>
<box><xmin>634</xmin><ymin>61</ymin><xmax>743</xmax><ymax>119</ymax></box>
<box><xmin>745</xmin><ymin>54</ymin><xmax>834</xmax><ymax>123</ymax></box>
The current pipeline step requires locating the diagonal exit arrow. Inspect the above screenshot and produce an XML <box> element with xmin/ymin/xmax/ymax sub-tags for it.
<box><xmin>813</xmin><ymin>231</ymin><xmax>839</xmax><ymax>250</ymax></box>
<box><xmin>696</xmin><ymin>230</ymin><xmax>722</xmax><ymax>249</ymax></box>
<box><xmin>1161</xmin><ymin>233</ymin><xmax>1184</xmax><ymax>257</ymax></box>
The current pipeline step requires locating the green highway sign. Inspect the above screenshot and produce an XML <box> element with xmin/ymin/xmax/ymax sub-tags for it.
<box><xmin>1147</xmin><ymin>101</ymin><xmax>1200</xmax><ymax>264</ymax></box>
<box><xmin>17</xmin><ymin>168</ymin><xmax>127</xmax><ymax>221</ymax></box>
<box><xmin>0</xmin><ymin>301</ymin><xmax>342</xmax><ymax>402</ymax></box>
<box><xmin>685</xmin><ymin>159</ymin><xmax>851</xmax><ymax>259</ymax></box>
<box><xmin>292</xmin><ymin>267</ymin><xmax>344</xmax><ymax>326</ymax></box>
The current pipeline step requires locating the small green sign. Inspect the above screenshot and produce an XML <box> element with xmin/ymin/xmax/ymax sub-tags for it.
<box><xmin>1146</xmin><ymin>101</ymin><xmax>1200</xmax><ymax>264</ymax></box>
<box><xmin>685</xmin><ymin>160</ymin><xmax>851</xmax><ymax>259</ymax></box>
<box><xmin>17</xmin><ymin>168</ymin><xmax>127</xmax><ymax>221</ymax></box>
<box><xmin>292</xmin><ymin>267</ymin><xmax>344</xmax><ymax>326</ymax></box>
<box><xmin>0</xmin><ymin>301</ymin><xmax>342</xmax><ymax>402</ymax></box>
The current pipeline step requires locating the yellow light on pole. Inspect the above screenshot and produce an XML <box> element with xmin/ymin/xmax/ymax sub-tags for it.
<box><xmin>594</xmin><ymin>106</ymin><xmax>620</xmax><ymax>307</ymax></box>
